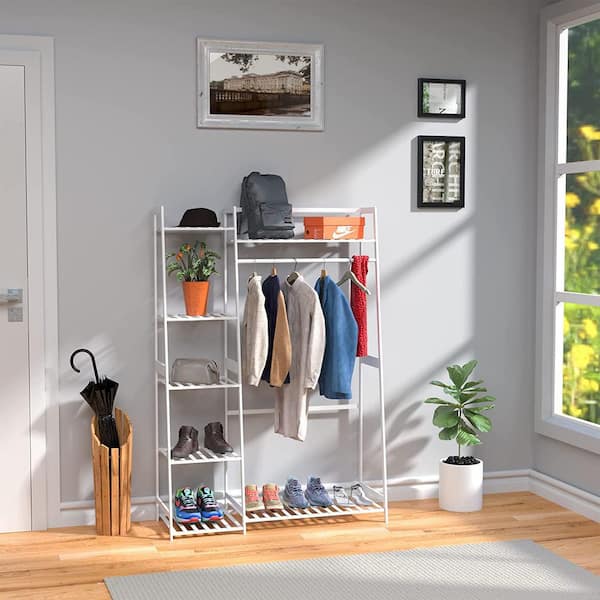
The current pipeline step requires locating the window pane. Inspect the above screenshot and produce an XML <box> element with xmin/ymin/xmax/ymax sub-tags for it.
<box><xmin>562</xmin><ymin>303</ymin><xmax>600</xmax><ymax>425</ymax></box>
<box><xmin>567</xmin><ymin>19</ymin><xmax>600</xmax><ymax>162</ymax></box>
<box><xmin>564</xmin><ymin>173</ymin><xmax>600</xmax><ymax>294</ymax></box>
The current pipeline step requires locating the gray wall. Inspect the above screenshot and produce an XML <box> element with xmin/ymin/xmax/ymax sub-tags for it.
<box><xmin>0</xmin><ymin>0</ymin><xmax>543</xmax><ymax>512</ymax></box>
<box><xmin>534</xmin><ymin>435</ymin><xmax>600</xmax><ymax>495</ymax></box>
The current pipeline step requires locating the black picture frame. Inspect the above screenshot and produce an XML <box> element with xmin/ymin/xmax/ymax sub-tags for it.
<box><xmin>418</xmin><ymin>78</ymin><xmax>466</xmax><ymax>119</ymax></box>
<box><xmin>417</xmin><ymin>135</ymin><xmax>465</xmax><ymax>209</ymax></box>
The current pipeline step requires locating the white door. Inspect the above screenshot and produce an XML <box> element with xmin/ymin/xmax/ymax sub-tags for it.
<box><xmin>0</xmin><ymin>63</ymin><xmax>32</xmax><ymax>532</ymax></box>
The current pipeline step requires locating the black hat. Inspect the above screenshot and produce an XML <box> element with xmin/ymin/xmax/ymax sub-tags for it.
<box><xmin>178</xmin><ymin>208</ymin><xmax>220</xmax><ymax>228</ymax></box>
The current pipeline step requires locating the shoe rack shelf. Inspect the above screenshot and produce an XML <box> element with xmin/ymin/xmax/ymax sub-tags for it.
<box><xmin>154</xmin><ymin>206</ymin><xmax>388</xmax><ymax>540</ymax></box>
<box><xmin>157</xmin><ymin>496</ymin><xmax>244</xmax><ymax>537</ymax></box>
<box><xmin>166</xmin><ymin>514</ymin><xmax>244</xmax><ymax>537</ymax></box>
<box><xmin>232</xmin><ymin>483</ymin><xmax>385</xmax><ymax>524</ymax></box>
<box><xmin>158</xmin><ymin>447</ymin><xmax>243</xmax><ymax>465</ymax></box>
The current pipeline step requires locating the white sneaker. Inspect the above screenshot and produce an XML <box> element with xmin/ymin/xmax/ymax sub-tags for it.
<box><xmin>350</xmin><ymin>483</ymin><xmax>374</xmax><ymax>506</ymax></box>
<box><xmin>333</xmin><ymin>485</ymin><xmax>351</xmax><ymax>507</ymax></box>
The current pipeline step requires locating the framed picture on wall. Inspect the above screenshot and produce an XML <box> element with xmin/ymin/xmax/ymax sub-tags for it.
<box><xmin>417</xmin><ymin>136</ymin><xmax>465</xmax><ymax>208</ymax></box>
<box><xmin>197</xmin><ymin>39</ymin><xmax>324</xmax><ymax>131</ymax></box>
<box><xmin>418</xmin><ymin>78</ymin><xmax>466</xmax><ymax>118</ymax></box>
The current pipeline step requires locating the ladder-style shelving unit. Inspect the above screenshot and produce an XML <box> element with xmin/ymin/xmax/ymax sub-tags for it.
<box><xmin>154</xmin><ymin>205</ymin><xmax>388</xmax><ymax>540</ymax></box>
<box><xmin>154</xmin><ymin>207</ymin><xmax>246</xmax><ymax>540</ymax></box>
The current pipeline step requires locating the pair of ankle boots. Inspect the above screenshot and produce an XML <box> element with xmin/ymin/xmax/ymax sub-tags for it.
<box><xmin>171</xmin><ymin>422</ymin><xmax>233</xmax><ymax>458</ymax></box>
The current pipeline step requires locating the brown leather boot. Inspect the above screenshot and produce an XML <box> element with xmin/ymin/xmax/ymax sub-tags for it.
<box><xmin>204</xmin><ymin>422</ymin><xmax>233</xmax><ymax>454</ymax></box>
<box><xmin>171</xmin><ymin>426</ymin><xmax>199</xmax><ymax>458</ymax></box>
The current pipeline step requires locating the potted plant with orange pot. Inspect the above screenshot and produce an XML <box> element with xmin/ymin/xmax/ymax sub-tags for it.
<box><xmin>167</xmin><ymin>241</ymin><xmax>220</xmax><ymax>316</ymax></box>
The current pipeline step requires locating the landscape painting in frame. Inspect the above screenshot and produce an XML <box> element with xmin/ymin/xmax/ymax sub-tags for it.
<box><xmin>197</xmin><ymin>39</ymin><xmax>324</xmax><ymax>130</ymax></box>
<box><xmin>417</xmin><ymin>136</ymin><xmax>465</xmax><ymax>208</ymax></box>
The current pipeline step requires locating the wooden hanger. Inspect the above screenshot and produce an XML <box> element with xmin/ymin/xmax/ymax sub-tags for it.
<box><xmin>271</xmin><ymin>264</ymin><xmax>277</xmax><ymax>276</ymax></box>
<box><xmin>337</xmin><ymin>266</ymin><xmax>371</xmax><ymax>295</ymax></box>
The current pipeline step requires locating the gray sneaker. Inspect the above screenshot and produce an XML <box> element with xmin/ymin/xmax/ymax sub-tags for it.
<box><xmin>282</xmin><ymin>477</ymin><xmax>309</xmax><ymax>509</ymax></box>
<box><xmin>305</xmin><ymin>476</ymin><xmax>332</xmax><ymax>507</ymax></box>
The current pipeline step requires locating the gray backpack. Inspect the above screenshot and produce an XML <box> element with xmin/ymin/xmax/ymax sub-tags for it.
<box><xmin>239</xmin><ymin>172</ymin><xmax>295</xmax><ymax>239</ymax></box>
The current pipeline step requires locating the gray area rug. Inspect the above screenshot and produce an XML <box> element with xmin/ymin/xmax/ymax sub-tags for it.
<box><xmin>105</xmin><ymin>540</ymin><xmax>600</xmax><ymax>599</ymax></box>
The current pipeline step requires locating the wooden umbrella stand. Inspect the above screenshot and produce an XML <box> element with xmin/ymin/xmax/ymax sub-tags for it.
<box><xmin>91</xmin><ymin>408</ymin><xmax>133</xmax><ymax>536</ymax></box>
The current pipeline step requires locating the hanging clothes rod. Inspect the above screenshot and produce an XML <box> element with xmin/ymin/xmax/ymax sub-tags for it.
<box><xmin>237</xmin><ymin>257</ymin><xmax>377</xmax><ymax>264</ymax></box>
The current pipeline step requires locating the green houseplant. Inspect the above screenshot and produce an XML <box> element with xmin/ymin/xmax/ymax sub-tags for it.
<box><xmin>424</xmin><ymin>360</ymin><xmax>496</xmax><ymax>512</ymax></box>
<box><xmin>166</xmin><ymin>241</ymin><xmax>220</xmax><ymax>316</ymax></box>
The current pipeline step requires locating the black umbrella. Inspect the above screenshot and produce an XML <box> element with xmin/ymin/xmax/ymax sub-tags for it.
<box><xmin>70</xmin><ymin>348</ymin><xmax>120</xmax><ymax>448</ymax></box>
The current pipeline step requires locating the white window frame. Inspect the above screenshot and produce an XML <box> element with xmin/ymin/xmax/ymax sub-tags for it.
<box><xmin>537</xmin><ymin>0</ymin><xmax>600</xmax><ymax>454</ymax></box>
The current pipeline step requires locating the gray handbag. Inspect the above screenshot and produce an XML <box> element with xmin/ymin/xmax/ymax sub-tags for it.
<box><xmin>170</xmin><ymin>358</ymin><xmax>220</xmax><ymax>385</ymax></box>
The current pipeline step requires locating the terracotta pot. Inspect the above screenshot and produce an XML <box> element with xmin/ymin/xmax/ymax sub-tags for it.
<box><xmin>182</xmin><ymin>281</ymin><xmax>209</xmax><ymax>316</ymax></box>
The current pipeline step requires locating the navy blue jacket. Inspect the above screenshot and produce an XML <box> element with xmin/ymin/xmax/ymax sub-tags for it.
<box><xmin>314</xmin><ymin>276</ymin><xmax>358</xmax><ymax>399</ymax></box>
<box><xmin>261</xmin><ymin>275</ymin><xmax>290</xmax><ymax>384</ymax></box>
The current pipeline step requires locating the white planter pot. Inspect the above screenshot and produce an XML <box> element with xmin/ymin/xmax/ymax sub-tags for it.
<box><xmin>438</xmin><ymin>458</ymin><xmax>483</xmax><ymax>512</ymax></box>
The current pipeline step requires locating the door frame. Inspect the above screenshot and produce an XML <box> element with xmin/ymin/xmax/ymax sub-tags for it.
<box><xmin>0</xmin><ymin>36</ymin><xmax>57</xmax><ymax>531</ymax></box>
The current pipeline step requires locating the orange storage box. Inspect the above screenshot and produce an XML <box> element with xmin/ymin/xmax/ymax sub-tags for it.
<box><xmin>304</xmin><ymin>216</ymin><xmax>365</xmax><ymax>240</ymax></box>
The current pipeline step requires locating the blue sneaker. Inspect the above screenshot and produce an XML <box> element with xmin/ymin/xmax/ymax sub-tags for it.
<box><xmin>196</xmin><ymin>486</ymin><xmax>224</xmax><ymax>522</ymax></box>
<box><xmin>174</xmin><ymin>487</ymin><xmax>202</xmax><ymax>523</ymax></box>
<box><xmin>305</xmin><ymin>476</ymin><xmax>332</xmax><ymax>507</ymax></box>
<box><xmin>282</xmin><ymin>477</ymin><xmax>309</xmax><ymax>509</ymax></box>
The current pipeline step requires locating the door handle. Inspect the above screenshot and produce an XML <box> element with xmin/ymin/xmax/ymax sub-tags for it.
<box><xmin>0</xmin><ymin>289</ymin><xmax>23</xmax><ymax>305</ymax></box>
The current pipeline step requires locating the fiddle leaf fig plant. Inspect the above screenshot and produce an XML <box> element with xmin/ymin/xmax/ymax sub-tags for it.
<box><xmin>424</xmin><ymin>360</ymin><xmax>495</xmax><ymax>458</ymax></box>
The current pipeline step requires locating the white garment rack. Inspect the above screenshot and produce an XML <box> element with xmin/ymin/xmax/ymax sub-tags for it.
<box><xmin>154</xmin><ymin>207</ymin><xmax>246</xmax><ymax>540</ymax></box>
<box><xmin>154</xmin><ymin>206</ymin><xmax>389</xmax><ymax>540</ymax></box>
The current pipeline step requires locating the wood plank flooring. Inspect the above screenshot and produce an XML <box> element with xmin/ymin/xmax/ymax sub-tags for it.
<box><xmin>0</xmin><ymin>492</ymin><xmax>599</xmax><ymax>599</ymax></box>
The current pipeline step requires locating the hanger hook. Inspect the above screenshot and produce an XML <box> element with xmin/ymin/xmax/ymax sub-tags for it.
<box><xmin>70</xmin><ymin>348</ymin><xmax>100</xmax><ymax>384</ymax></box>
<box><xmin>294</xmin><ymin>258</ymin><xmax>298</xmax><ymax>271</ymax></box>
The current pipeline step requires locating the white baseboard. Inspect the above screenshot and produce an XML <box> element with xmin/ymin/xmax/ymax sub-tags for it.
<box><xmin>529</xmin><ymin>470</ymin><xmax>600</xmax><ymax>523</ymax></box>
<box><xmin>58</xmin><ymin>496</ymin><xmax>156</xmax><ymax>528</ymax></box>
<box><xmin>384</xmin><ymin>469</ymin><xmax>531</xmax><ymax>501</ymax></box>
<box><xmin>385</xmin><ymin>468</ymin><xmax>600</xmax><ymax>523</ymax></box>
<box><xmin>55</xmin><ymin>469</ymin><xmax>600</xmax><ymax>527</ymax></box>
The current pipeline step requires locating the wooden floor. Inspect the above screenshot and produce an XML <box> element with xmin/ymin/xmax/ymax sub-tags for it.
<box><xmin>0</xmin><ymin>492</ymin><xmax>599</xmax><ymax>599</ymax></box>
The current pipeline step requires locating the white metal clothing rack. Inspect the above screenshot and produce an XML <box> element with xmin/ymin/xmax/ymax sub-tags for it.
<box><xmin>154</xmin><ymin>205</ymin><xmax>388</xmax><ymax>539</ymax></box>
<box><xmin>227</xmin><ymin>206</ymin><xmax>388</xmax><ymax>527</ymax></box>
<box><xmin>154</xmin><ymin>207</ymin><xmax>246</xmax><ymax>540</ymax></box>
